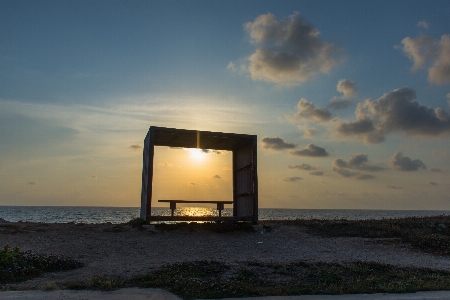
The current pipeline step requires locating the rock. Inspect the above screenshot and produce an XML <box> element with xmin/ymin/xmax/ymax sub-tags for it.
<box><xmin>438</xmin><ymin>223</ymin><xmax>447</xmax><ymax>230</ymax></box>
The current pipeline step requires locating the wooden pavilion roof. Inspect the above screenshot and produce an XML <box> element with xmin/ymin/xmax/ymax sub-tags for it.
<box><xmin>149</xmin><ymin>126</ymin><xmax>256</xmax><ymax>151</ymax></box>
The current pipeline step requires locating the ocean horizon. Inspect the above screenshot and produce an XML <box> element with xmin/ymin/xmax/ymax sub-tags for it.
<box><xmin>1</xmin><ymin>206</ymin><xmax>449</xmax><ymax>224</ymax></box>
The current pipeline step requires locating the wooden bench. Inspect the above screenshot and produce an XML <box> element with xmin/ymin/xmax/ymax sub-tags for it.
<box><xmin>158</xmin><ymin>200</ymin><xmax>233</xmax><ymax>218</ymax></box>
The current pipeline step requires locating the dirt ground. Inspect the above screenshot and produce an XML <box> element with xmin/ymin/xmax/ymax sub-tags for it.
<box><xmin>2</xmin><ymin>220</ymin><xmax>450</xmax><ymax>289</ymax></box>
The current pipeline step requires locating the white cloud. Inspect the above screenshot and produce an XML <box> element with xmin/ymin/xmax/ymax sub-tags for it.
<box><xmin>288</xmin><ymin>98</ymin><xmax>332</xmax><ymax>122</ymax></box>
<box><xmin>242</xmin><ymin>12</ymin><xmax>343</xmax><ymax>86</ymax></box>
<box><xmin>417</xmin><ymin>20</ymin><xmax>429</xmax><ymax>29</ymax></box>
<box><xmin>389</xmin><ymin>152</ymin><xmax>426</xmax><ymax>171</ymax></box>
<box><xmin>260</xmin><ymin>137</ymin><xmax>296</xmax><ymax>151</ymax></box>
<box><xmin>336</xmin><ymin>79</ymin><xmax>357</xmax><ymax>99</ymax></box>
<box><xmin>401</xmin><ymin>34</ymin><xmax>450</xmax><ymax>85</ymax></box>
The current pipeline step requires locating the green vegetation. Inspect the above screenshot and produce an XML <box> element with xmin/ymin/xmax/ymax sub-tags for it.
<box><xmin>291</xmin><ymin>215</ymin><xmax>450</xmax><ymax>255</ymax></box>
<box><xmin>131</xmin><ymin>260</ymin><xmax>450</xmax><ymax>299</ymax></box>
<box><xmin>127</xmin><ymin>217</ymin><xmax>146</xmax><ymax>228</ymax></box>
<box><xmin>4</xmin><ymin>216</ymin><xmax>450</xmax><ymax>298</ymax></box>
<box><xmin>0</xmin><ymin>245</ymin><xmax>83</xmax><ymax>284</ymax></box>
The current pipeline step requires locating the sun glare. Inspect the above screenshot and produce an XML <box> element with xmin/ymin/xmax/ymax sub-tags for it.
<box><xmin>188</xmin><ymin>148</ymin><xmax>206</xmax><ymax>161</ymax></box>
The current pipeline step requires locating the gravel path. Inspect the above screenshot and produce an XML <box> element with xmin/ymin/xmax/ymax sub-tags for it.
<box><xmin>1</xmin><ymin>221</ymin><xmax>450</xmax><ymax>289</ymax></box>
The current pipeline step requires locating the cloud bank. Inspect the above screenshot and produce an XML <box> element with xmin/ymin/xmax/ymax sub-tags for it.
<box><xmin>242</xmin><ymin>12</ymin><xmax>343</xmax><ymax>86</ymax></box>
<box><xmin>335</xmin><ymin>87</ymin><xmax>450</xmax><ymax>144</ymax></box>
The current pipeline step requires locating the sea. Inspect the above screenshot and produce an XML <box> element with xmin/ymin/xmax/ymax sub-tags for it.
<box><xmin>0</xmin><ymin>206</ymin><xmax>449</xmax><ymax>224</ymax></box>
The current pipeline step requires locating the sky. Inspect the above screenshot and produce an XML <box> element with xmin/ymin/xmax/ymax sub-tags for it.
<box><xmin>1</xmin><ymin>0</ymin><xmax>450</xmax><ymax>210</ymax></box>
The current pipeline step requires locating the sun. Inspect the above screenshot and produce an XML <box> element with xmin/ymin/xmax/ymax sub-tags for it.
<box><xmin>188</xmin><ymin>148</ymin><xmax>207</xmax><ymax>161</ymax></box>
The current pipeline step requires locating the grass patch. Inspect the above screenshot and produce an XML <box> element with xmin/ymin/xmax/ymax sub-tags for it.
<box><xmin>131</xmin><ymin>260</ymin><xmax>450</xmax><ymax>299</ymax></box>
<box><xmin>0</xmin><ymin>245</ymin><xmax>83</xmax><ymax>284</ymax></box>
<box><xmin>290</xmin><ymin>216</ymin><xmax>450</xmax><ymax>255</ymax></box>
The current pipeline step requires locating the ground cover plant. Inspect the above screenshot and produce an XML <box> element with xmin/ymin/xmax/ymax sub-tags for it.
<box><xmin>291</xmin><ymin>216</ymin><xmax>450</xmax><ymax>255</ymax></box>
<box><xmin>131</xmin><ymin>260</ymin><xmax>450</xmax><ymax>299</ymax></box>
<box><xmin>0</xmin><ymin>245</ymin><xmax>83</xmax><ymax>284</ymax></box>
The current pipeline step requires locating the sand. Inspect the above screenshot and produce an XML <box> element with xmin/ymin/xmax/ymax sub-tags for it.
<box><xmin>2</xmin><ymin>220</ymin><xmax>450</xmax><ymax>289</ymax></box>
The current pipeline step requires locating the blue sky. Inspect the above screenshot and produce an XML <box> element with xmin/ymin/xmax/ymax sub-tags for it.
<box><xmin>1</xmin><ymin>0</ymin><xmax>450</xmax><ymax>209</ymax></box>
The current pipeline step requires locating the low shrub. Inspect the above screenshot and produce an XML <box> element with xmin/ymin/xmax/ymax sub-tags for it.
<box><xmin>0</xmin><ymin>245</ymin><xmax>83</xmax><ymax>283</ymax></box>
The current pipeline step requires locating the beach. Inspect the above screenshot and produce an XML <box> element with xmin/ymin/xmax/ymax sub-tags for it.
<box><xmin>2</xmin><ymin>219</ymin><xmax>450</xmax><ymax>290</ymax></box>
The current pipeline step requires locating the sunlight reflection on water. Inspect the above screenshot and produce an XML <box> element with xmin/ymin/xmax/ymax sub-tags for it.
<box><xmin>0</xmin><ymin>206</ymin><xmax>449</xmax><ymax>224</ymax></box>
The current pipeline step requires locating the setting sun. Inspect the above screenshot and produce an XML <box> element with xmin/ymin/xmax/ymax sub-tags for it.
<box><xmin>188</xmin><ymin>148</ymin><xmax>207</xmax><ymax>161</ymax></box>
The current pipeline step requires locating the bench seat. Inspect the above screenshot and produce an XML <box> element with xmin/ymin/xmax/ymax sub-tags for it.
<box><xmin>158</xmin><ymin>200</ymin><xmax>233</xmax><ymax>217</ymax></box>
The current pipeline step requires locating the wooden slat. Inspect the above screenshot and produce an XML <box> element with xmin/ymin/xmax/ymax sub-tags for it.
<box><xmin>158</xmin><ymin>200</ymin><xmax>233</xmax><ymax>204</ymax></box>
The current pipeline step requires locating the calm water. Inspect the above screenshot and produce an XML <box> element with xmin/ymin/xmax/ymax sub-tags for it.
<box><xmin>0</xmin><ymin>206</ymin><xmax>449</xmax><ymax>224</ymax></box>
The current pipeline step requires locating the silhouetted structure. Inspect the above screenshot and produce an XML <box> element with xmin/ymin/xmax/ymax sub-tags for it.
<box><xmin>141</xmin><ymin>126</ymin><xmax>258</xmax><ymax>224</ymax></box>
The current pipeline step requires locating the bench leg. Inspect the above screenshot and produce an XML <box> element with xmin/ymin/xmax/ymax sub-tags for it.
<box><xmin>217</xmin><ymin>203</ymin><xmax>224</xmax><ymax>218</ymax></box>
<box><xmin>170</xmin><ymin>202</ymin><xmax>177</xmax><ymax>217</ymax></box>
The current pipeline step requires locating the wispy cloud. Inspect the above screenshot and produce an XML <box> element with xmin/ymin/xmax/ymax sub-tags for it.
<box><xmin>128</xmin><ymin>144</ymin><xmax>142</xmax><ymax>151</ymax></box>
<box><xmin>158</xmin><ymin>162</ymin><xmax>173</xmax><ymax>168</ymax></box>
<box><xmin>260</xmin><ymin>137</ymin><xmax>296</xmax><ymax>151</ymax></box>
<box><xmin>283</xmin><ymin>176</ymin><xmax>303</xmax><ymax>182</ymax></box>
<box><xmin>288</xmin><ymin>163</ymin><xmax>316</xmax><ymax>170</ymax></box>
<box><xmin>309</xmin><ymin>170</ymin><xmax>324</xmax><ymax>176</ymax></box>
<box><xmin>290</xmin><ymin>144</ymin><xmax>329</xmax><ymax>157</ymax></box>
<box><xmin>387</xmin><ymin>185</ymin><xmax>403</xmax><ymax>190</ymax></box>
<box><xmin>417</xmin><ymin>20</ymin><xmax>429</xmax><ymax>29</ymax></box>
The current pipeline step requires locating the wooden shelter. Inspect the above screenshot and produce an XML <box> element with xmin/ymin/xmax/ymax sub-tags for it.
<box><xmin>140</xmin><ymin>126</ymin><xmax>258</xmax><ymax>223</ymax></box>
